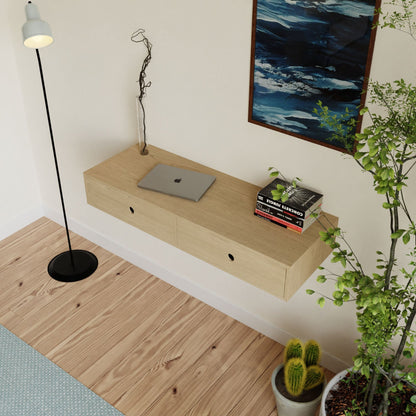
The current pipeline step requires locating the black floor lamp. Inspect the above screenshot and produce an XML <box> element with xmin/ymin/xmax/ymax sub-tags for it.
<box><xmin>22</xmin><ymin>1</ymin><xmax>98</xmax><ymax>282</ymax></box>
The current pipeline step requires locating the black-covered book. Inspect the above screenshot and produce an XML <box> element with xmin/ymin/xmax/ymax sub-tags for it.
<box><xmin>257</xmin><ymin>178</ymin><xmax>323</xmax><ymax>220</ymax></box>
<box><xmin>255</xmin><ymin>201</ymin><xmax>321</xmax><ymax>229</ymax></box>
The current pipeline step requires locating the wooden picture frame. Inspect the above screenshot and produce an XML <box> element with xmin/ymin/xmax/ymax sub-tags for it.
<box><xmin>248</xmin><ymin>0</ymin><xmax>380</xmax><ymax>152</ymax></box>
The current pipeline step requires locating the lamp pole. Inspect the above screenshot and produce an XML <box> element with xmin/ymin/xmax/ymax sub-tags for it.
<box><xmin>35</xmin><ymin>48</ymin><xmax>74</xmax><ymax>267</ymax></box>
<box><xmin>23</xmin><ymin>2</ymin><xmax>98</xmax><ymax>282</ymax></box>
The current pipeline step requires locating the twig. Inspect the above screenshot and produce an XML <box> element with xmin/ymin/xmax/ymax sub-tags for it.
<box><xmin>131</xmin><ymin>28</ymin><xmax>152</xmax><ymax>155</ymax></box>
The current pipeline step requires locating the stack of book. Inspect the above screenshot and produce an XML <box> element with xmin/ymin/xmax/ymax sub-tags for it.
<box><xmin>254</xmin><ymin>178</ymin><xmax>323</xmax><ymax>234</ymax></box>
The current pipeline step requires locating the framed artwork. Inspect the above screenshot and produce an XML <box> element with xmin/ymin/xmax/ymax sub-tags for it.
<box><xmin>248</xmin><ymin>0</ymin><xmax>380</xmax><ymax>152</ymax></box>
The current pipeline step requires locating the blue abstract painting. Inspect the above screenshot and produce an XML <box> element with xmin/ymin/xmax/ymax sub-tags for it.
<box><xmin>249</xmin><ymin>0</ymin><xmax>379</xmax><ymax>151</ymax></box>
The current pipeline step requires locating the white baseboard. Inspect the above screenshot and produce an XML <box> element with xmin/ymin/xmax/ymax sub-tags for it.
<box><xmin>0</xmin><ymin>205</ymin><xmax>44</xmax><ymax>241</ymax></box>
<box><xmin>43</xmin><ymin>205</ymin><xmax>348</xmax><ymax>373</ymax></box>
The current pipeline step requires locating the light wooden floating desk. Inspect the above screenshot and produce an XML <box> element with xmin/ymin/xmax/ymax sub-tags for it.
<box><xmin>84</xmin><ymin>145</ymin><xmax>337</xmax><ymax>301</ymax></box>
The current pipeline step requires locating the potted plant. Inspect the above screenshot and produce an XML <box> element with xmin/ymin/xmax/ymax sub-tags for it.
<box><xmin>297</xmin><ymin>1</ymin><xmax>416</xmax><ymax>415</ymax></box>
<box><xmin>267</xmin><ymin>3</ymin><xmax>416</xmax><ymax>413</ymax></box>
<box><xmin>314</xmin><ymin>82</ymin><xmax>416</xmax><ymax>415</ymax></box>
<box><xmin>271</xmin><ymin>338</ymin><xmax>325</xmax><ymax>416</ymax></box>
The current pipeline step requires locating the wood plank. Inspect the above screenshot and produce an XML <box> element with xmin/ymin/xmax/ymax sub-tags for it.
<box><xmin>0</xmin><ymin>216</ymin><xmax>50</xmax><ymax>252</ymax></box>
<box><xmin>50</xmin><ymin>282</ymin><xmax>181</xmax><ymax>378</ymax></box>
<box><xmin>5</xmin><ymin>248</ymin><xmax>122</xmax><ymax>320</ymax></box>
<box><xmin>142</xmin><ymin>320</ymin><xmax>261</xmax><ymax>416</ymax></box>
<box><xmin>78</xmin><ymin>288</ymin><xmax>191</xmax><ymax>384</ymax></box>
<box><xmin>184</xmin><ymin>334</ymin><xmax>282</xmax><ymax>416</ymax></box>
<box><xmin>30</xmin><ymin>266</ymin><xmax>153</xmax><ymax>355</ymax></box>
<box><xmin>93</xmin><ymin>297</ymin><xmax>213</xmax><ymax>406</ymax></box>
<box><xmin>226</xmin><ymin>351</ymin><xmax>284</xmax><ymax>416</ymax></box>
<box><xmin>2</xmin><ymin>259</ymin><xmax>146</xmax><ymax>343</ymax></box>
<box><xmin>0</xmin><ymin>218</ymin><xmax>335</xmax><ymax>416</ymax></box>
<box><xmin>0</xmin><ymin>221</ymin><xmax>62</xmax><ymax>283</ymax></box>
<box><xmin>114</xmin><ymin>307</ymin><xmax>239</xmax><ymax>415</ymax></box>
<box><xmin>0</xmin><ymin>222</ymin><xmax>90</xmax><ymax>316</ymax></box>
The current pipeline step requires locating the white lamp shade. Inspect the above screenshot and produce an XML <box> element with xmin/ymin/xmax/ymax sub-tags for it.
<box><xmin>22</xmin><ymin>2</ymin><xmax>53</xmax><ymax>48</ymax></box>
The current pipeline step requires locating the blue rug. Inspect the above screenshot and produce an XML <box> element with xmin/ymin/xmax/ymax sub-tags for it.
<box><xmin>0</xmin><ymin>325</ymin><xmax>124</xmax><ymax>415</ymax></box>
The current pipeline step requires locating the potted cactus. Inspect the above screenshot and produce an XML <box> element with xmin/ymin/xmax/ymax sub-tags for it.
<box><xmin>271</xmin><ymin>339</ymin><xmax>325</xmax><ymax>416</ymax></box>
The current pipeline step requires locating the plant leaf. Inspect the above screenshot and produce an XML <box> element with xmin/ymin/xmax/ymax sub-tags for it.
<box><xmin>391</xmin><ymin>229</ymin><xmax>405</xmax><ymax>239</ymax></box>
<box><xmin>403</xmin><ymin>232</ymin><xmax>411</xmax><ymax>244</ymax></box>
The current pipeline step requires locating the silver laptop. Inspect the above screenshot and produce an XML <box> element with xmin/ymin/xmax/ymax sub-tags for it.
<box><xmin>137</xmin><ymin>164</ymin><xmax>216</xmax><ymax>202</ymax></box>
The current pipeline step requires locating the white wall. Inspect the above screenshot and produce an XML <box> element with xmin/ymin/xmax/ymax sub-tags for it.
<box><xmin>0</xmin><ymin>1</ymin><xmax>42</xmax><ymax>239</ymax></box>
<box><xmin>5</xmin><ymin>0</ymin><xmax>415</xmax><ymax>371</ymax></box>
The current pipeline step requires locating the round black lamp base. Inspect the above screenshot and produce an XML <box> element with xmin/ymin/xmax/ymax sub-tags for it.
<box><xmin>48</xmin><ymin>250</ymin><xmax>98</xmax><ymax>282</ymax></box>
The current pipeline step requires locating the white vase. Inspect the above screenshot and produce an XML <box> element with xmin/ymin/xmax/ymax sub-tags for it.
<box><xmin>271</xmin><ymin>364</ymin><xmax>324</xmax><ymax>416</ymax></box>
<box><xmin>319</xmin><ymin>368</ymin><xmax>349</xmax><ymax>416</ymax></box>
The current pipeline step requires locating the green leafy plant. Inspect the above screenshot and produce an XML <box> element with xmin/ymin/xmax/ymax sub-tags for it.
<box><xmin>283</xmin><ymin>339</ymin><xmax>325</xmax><ymax>397</ymax></box>
<box><xmin>344</xmin><ymin>399</ymin><xmax>367</xmax><ymax>416</ymax></box>
<box><xmin>268</xmin><ymin>167</ymin><xmax>301</xmax><ymax>203</ymax></box>
<box><xmin>270</xmin><ymin>2</ymin><xmax>416</xmax><ymax>413</ymax></box>
<box><xmin>305</xmin><ymin>1</ymin><xmax>416</xmax><ymax>414</ymax></box>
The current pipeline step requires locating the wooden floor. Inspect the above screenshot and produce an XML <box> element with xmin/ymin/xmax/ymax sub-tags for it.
<box><xmin>0</xmin><ymin>218</ymin><xmax>332</xmax><ymax>415</ymax></box>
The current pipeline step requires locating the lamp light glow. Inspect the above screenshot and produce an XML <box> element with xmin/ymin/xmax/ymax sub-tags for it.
<box><xmin>22</xmin><ymin>2</ymin><xmax>53</xmax><ymax>48</ymax></box>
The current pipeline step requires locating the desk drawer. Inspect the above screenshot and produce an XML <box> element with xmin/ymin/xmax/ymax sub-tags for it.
<box><xmin>85</xmin><ymin>176</ymin><xmax>177</xmax><ymax>245</ymax></box>
<box><xmin>177</xmin><ymin>217</ymin><xmax>287</xmax><ymax>298</ymax></box>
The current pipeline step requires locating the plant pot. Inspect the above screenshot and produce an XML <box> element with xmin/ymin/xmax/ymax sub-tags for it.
<box><xmin>319</xmin><ymin>368</ymin><xmax>349</xmax><ymax>416</ymax></box>
<box><xmin>319</xmin><ymin>368</ymin><xmax>416</xmax><ymax>416</ymax></box>
<box><xmin>271</xmin><ymin>364</ymin><xmax>325</xmax><ymax>416</ymax></box>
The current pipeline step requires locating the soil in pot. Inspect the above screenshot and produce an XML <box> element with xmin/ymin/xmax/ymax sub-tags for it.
<box><xmin>275</xmin><ymin>366</ymin><xmax>324</xmax><ymax>403</ymax></box>
<box><xmin>325</xmin><ymin>372</ymin><xmax>416</xmax><ymax>416</ymax></box>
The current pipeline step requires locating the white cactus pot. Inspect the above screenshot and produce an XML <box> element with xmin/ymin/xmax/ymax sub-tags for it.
<box><xmin>271</xmin><ymin>364</ymin><xmax>325</xmax><ymax>416</ymax></box>
<box><xmin>319</xmin><ymin>368</ymin><xmax>349</xmax><ymax>416</ymax></box>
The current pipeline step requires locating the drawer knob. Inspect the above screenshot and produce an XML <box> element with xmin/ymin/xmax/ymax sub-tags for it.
<box><xmin>129</xmin><ymin>207</ymin><xmax>135</xmax><ymax>214</ymax></box>
<box><xmin>228</xmin><ymin>253</ymin><xmax>235</xmax><ymax>261</ymax></box>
